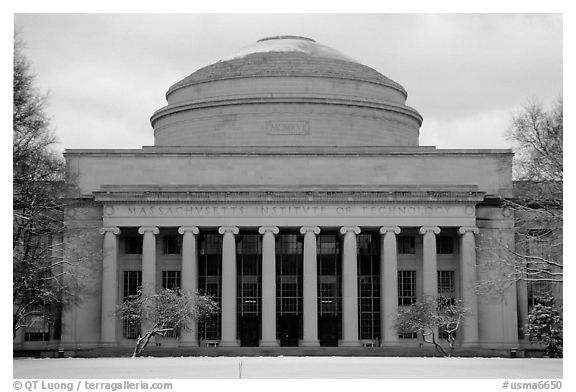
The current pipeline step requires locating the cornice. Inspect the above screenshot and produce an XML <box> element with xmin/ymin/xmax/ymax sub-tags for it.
<box><xmin>150</xmin><ymin>96</ymin><xmax>423</xmax><ymax>128</ymax></box>
<box><xmin>92</xmin><ymin>190</ymin><xmax>486</xmax><ymax>204</ymax></box>
<box><xmin>63</xmin><ymin>146</ymin><xmax>513</xmax><ymax>157</ymax></box>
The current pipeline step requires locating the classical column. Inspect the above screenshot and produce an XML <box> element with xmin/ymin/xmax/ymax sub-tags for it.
<box><xmin>259</xmin><ymin>226</ymin><xmax>279</xmax><ymax>347</ymax></box>
<box><xmin>340</xmin><ymin>226</ymin><xmax>361</xmax><ymax>347</ymax></box>
<box><xmin>300</xmin><ymin>226</ymin><xmax>321</xmax><ymax>347</ymax></box>
<box><xmin>380</xmin><ymin>226</ymin><xmax>401</xmax><ymax>346</ymax></box>
<box><xmin>138</xmin><ymin>227</ymin><xmax>159</xmax><ymax>298</ymax></box>
<box><xmin>100</xmin><ymin>227</ymin><xmax>120</xmax><ymax>345</ymax></box>
<box><xmin>420</xmin><ymin>226</ymin><xmax>441</xmax><ymax>299</ymax></box>
<box><xmin>138</xmin><ymin>226</ymin><xmax>159</xmax><ymax>337</ymax></box>
<box><xmin>459</xmin><ymin>226</ymin><xmax>480</xmax><ymax>346</ymax></box>
<box><xmin>218</xmin><ymin>226</ymin><xmax>239</xmax><ymax>347</ymax></box>
<box><xmin>179</xmin><ymin>226</ymin><xmax>200</xmax><ymax>347</ymax></box>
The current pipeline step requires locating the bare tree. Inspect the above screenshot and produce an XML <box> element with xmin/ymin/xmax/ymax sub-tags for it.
<box><xmin>508</xmin><ymin>98</ymin><xmax>562</xmax><ymax>290</ymax></box>
<box><xmin>477</xmin><ymin>99</ymin><xmax>563</xmax><ymax>298</ymax></box>
<box><xmin>117</xmin><ymin>288</ymin><xmax>219</xmax><ymax>357</ymax></box>
<box><xmin>11</xmin><ymin>34</ymin><xmax>97</xmax><ymax>340</ymax></box>
<box><xmin>13</xmin><ymin>33</ymin><xmax>63</xmax><ymax>338</ymax></box>
<box><xmin>395</xmin><ymin>296</ymin><xmax>468</xmax><ymax>357</ymax></box>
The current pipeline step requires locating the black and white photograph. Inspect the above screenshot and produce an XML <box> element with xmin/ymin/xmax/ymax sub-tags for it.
<box><xmin>10</xmin><ymin>10</ymin><xmax>564</xmax><ymax>387</ymax></box>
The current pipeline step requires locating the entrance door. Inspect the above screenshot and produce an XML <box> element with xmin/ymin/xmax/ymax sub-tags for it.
<box><xmin>279</xmin><ymin>315</ymin><xmax>300</xmax><ymax>347</ymax></box>
<box><xmin>319</xmin><ymin>315</ymin><xmax>339</xmax><ymax>346</ymax></box>
<box><xmin>240</xmin><ymin>316</ymin><xmax>259</xmax><ymax>347</ymax></box>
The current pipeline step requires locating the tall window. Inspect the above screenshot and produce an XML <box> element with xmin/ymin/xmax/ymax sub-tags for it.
<box><xmin>124</xmin><ymin>236</ymin><xmax>142</xmax><ymax>254</ymax></box>
<box><xmin>24</xmin><ymin>312</ymin><xmax>50</xmax><ymax>342</ymax></box>
<box><xmin>317</xmin><ymin>234</ymin><xmax>341</xmax><ymax>316</ymax></box>
<box><xmin>236</xmin><ymin>234</ymin><xmax>262</xmax><ymax>315</ymax></box>
<box><xmin>358</xmin><ymin>233</ymin><xmax>380</xmax><ymax>341</ymax></box>
<box><xmin>437</xmin><ymin>271</ymin><xmax>455</xmax><ymax>339</ymax></box>
<box><xmin>398</xmin><ymin>270</ymin><xmax>416</xmax><ymax>306</ymax></box>
<box><xmin>398</xmin><ymin>270</ymin><xmax>417</xmax><ymax>338</ymax></box>
<box><xmin>526</xmin><ymin>229</ymin><xmax>554</xmax><ymax>309</ymax></box>
<box><xmin>437</xmin><ymin>271</ymin><xmax>455</xmax><ymax>300</ymax></box>
<box><xmin>526</xmin><ymin>229</ymin><xmax>553</xmax><ymax>259</ymax></box>
<box><xmin>276</xmin><ymin>235</ymin><xmax>303</xmax><ymax>314</ymax></box>
<box><xmin>198</xmin><ymin>234</ymin><xmax>222</xmax><ymax>341</ymax></box>
<box><xmin>162</xmin><ymin>270</ymin><xmax>181</xmax><ymax>290</ymax></box>
<box><xmin>528</xmin><ymin>281</ymin><xmax>552</xmax><ymax>309</ymax></box>
<box><xmin>163</xmin><ymin>235</ymin><xmax>181</xmax><ymax>254</ymax></box>
<box><xmin>123</xmin><ymin>271</ymin><xmax>142</xmax><ymax>339</ymax></box>
<box><xmin>316</xmin><ymin>233</ymin><xmax>342</xmax><ymax>344</ymax></box>
<box><xmin>398</xmin><ymin>236</ymin><xmax>415</xmax><ymax>254</ymax></box>
<box><xmin>436</xmin><ymin>236</ymin><xmax>454</xmax><ymax>254</ymax></box>
<box><xmin>161</xmin><ymin>271</ymin><xmax>181</xmax><ymax>338</ymax></box>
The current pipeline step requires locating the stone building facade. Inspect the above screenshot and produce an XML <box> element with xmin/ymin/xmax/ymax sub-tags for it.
<box><xmin>14</xmin><ymin>36</ymin><xmax>527</xmax><ymax>354</ymax></box>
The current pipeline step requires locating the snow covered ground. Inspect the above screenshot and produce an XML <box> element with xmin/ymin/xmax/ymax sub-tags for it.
<box><xmin>13</xmin><ymin>356</ymin><xmax>562</xmax><ymax>379</ymax></box>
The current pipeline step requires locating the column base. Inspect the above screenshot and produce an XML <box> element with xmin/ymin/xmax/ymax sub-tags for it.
<box><xmin>259</xmin><ymin>340</ymin><xmax>279</xmax><ymax>347</ymax></box>
<box><xmin>300</xmin><ymin>340</ymin><xmax>320</xmax><ymax>347</ymax></box>
<box><xmin>219</xmin><ymin>340</ymin><xmax>240</xmax><ymax>347</ymax></box>
<box><xmin>339</xmin><ymin>340</ymin><xmax>361</xmax><ymax>347</ymax></box>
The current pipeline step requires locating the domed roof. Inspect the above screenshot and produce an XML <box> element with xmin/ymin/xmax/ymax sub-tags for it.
<box><xmin>222</xmin><ymin>35</ymin><xmax>356</xmax><ymax>62</ymax></box>
<box><xmin>167</xmin><ymin>36</ymin><xmax>407</xmax><ymax>97</ymax></box>
<box><xmin>152</xmin><ymin>36</ymin><xmax>422</xmax><ymax>148</ymax></box>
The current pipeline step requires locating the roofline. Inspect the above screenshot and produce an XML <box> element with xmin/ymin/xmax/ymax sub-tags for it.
<box><xmin>64</xmin><ymin>146</ymin><xmax>514</xmax><ymax>157</ymax></box>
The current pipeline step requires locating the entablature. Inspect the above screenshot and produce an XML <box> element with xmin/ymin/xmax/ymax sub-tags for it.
<box><xmin>93</xmin><ymin>187</ymin><xmax>486</xmax><ymax>204</ymax></box>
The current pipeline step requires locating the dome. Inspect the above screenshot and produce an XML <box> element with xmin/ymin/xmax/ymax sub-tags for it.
<box><xmin>151</xmin><ymin>36</ymin><xmax>423</xmax><ymax>147</ymax></box>
<box><xmin>222</xmin><ymin>35</ymin><xmax>357</xmax><ymax>63</ymax></box>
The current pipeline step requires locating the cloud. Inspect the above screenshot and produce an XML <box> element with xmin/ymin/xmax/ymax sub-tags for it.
<box><xmin>14</xmin><ymin>14</ymin><xmax>562</xmax><ymax>151</ymax></box>
<box><xmin>420</xmin><ymin>108</ymin><xmax>515</xmax><ymax>149</ymax></box>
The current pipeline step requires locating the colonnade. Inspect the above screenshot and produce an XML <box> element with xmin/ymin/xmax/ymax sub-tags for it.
<box><xmin>99</xmin><ymin>225</ymin><xmax>479</xmax><ymax>347</ymax></box>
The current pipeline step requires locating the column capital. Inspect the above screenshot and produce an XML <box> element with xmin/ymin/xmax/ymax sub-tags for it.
<box><xmin>100</xmin><ymin>227</ymin><xmax>120</xmax><ymax>236</ymax></box>
<box><xmin>178</xmin><ymin>226</ymin><xmax>200</xmax><ymax>235</ymax></box>
<box><xmin>340</xmin><ymin>226</ymin><xmax>361</xmax><ymax>235</ymax></box>
<box><xmin>258</xmin><ymin>226</ymin><xmax>279</xmax><ymax>235</ymax></box>
<box><xmin>458</xmin><ymin>226</ymin><xmax>479</xmax><ymax>235</ymax></box>
<box><xmin>218</xmin><ymin>226</ymin><xmax>239</xmax><ymax>235</ymax></box>
<box><xmin>300</xmin><ymin>226</ymin><xmax>321</xmax><ymax>235</ymax></box>
<box><xmin>419</xmin><ymin>226</ymin><xmax>441</xmax><ymax>235</ymax></box>
<box><xmin>379</xmin><ymin>226</ymin><xmax>401</xmax><ymax>235</ymax></box>
<box><xmin>138</xmin><ymin>226</ymin><xmax>159</xmax><ymax>235</ymax></box>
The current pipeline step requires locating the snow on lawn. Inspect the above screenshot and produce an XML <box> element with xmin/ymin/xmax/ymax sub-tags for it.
<box><xmin>13</xmin><ymin>356</ymin><xmax>562</xmax><ymax>379</ymax></box>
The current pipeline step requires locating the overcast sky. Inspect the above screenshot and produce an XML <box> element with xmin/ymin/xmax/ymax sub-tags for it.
<box><xmin>13</xmin><ymin>13</ymin><xmax>562</xmax><ymax>152</ymax></box>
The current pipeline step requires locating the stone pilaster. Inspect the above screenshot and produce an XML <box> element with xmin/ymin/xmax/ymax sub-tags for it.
<box><xmin>259</xmin><ymin>226</ymin><xmax>280</xmax><ymax>347</ymax></box>
<box><xmin>516</xmin><ymin>278</ymin><xmax>529</xmax><ymax>340</ymax></box>
<box><xmin>475</xmin><ymin>208</ymin><xmax>519</xmax><ymax>348</ymax></box>
<box><xmin>300</xmin><ymin>226</ymin><xmax>321</xmax><ymax>347</ymax></box>
<box><xmin>380</xmin><ymin>226</ymin><xmax>401</xmax><ymax>346</ymax></box>
<box><xmin>178</xmin><ymin>226</ymin><xmax>200</xmax><ymax>347</ymax></box>
<box><xmin>218</xmin><ymin>226</ymin><xmax>239</xmax><ymax>347</ymax></box>
<box><xmin>100</xmin><ymin>227</ymin><xmax>120</xmax><ymax>345</ymax></box>
<box><xmin>340</xmin><ymin>226</ymin><xmax>361</xmax><ymax>347</ymax></box>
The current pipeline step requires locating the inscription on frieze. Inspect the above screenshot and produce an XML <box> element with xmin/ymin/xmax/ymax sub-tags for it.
<box><xmin>104</xmin><ymin>204</ymin><xmax>473</xmax><ymax>218</ymax></box>
<box><xmin>265</xmin><ymin>120</ymin><xmax>310</xmax><ymax>136</ymax></box>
